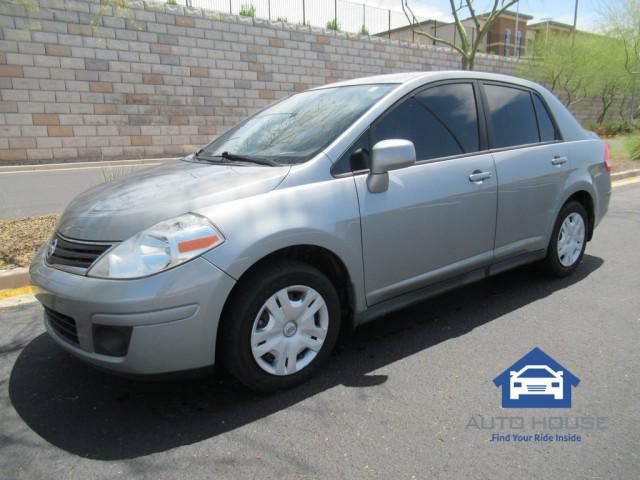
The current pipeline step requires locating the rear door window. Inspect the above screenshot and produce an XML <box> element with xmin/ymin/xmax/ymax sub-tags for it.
<box><xmin>415</xmin><ymin>83</ymin><xmax>480</xmax><ymax>154</ymax></box>
<box><xmin>483</xmin><ymin>84</ymin><xmax>539</xmax><ymax>148</ymax></box>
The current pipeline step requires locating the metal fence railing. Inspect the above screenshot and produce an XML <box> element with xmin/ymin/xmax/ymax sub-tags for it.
<box><xmin>178</xmin><ymin>1</ymin><xmax>533</xmax><ymax>59</ymax></box>
<box><xmin>181</xmin><ymin>0</ymin><xmax>429</xmax><ymax>36</ymax></box>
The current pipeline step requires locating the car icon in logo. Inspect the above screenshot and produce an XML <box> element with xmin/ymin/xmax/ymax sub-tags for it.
<box><xmin>494</xmin><ymin>347</ymin><xmax>579</xmax><ymax>408</ymax></box>
<box><xmin>509</xmin><ymin>365</ymin><xmax>563</xmax><ymax>400</ymax></box>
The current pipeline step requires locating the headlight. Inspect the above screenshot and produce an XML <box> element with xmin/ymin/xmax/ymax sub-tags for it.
<box><xmin>88</xmin><ymin>213</ymin><xmax>224</xmax><ymax>279</ymax></box>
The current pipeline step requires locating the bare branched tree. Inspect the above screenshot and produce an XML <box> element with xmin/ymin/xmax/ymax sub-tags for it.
<box><xmin>597</xmin><ymin>80</ymin><xmax>622</xmax><ymax>124</ymax></box>
<box><xmin>562</xmin><ymin>75</ymin><xmax>587</xmax><ymax>108</ymax></box>
<box><xmin>402</xmin><ymin>0</ymin><xmax>519</xmax><ymax>70</ymax></box>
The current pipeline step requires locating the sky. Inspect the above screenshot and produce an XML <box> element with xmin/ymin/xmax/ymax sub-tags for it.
<box><xmin>360</xmin><ymin>0</ymin><xmax>605</xmax><ymax>31</ymax></box>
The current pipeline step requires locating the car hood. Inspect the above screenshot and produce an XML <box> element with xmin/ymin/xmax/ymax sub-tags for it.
<box><xmin>57</xmin><ymin>158</ymin><xmax>291</xmax><ymax>242</ymax></box>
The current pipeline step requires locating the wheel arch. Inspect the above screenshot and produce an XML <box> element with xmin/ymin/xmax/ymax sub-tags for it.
<box><xmin>215</xmin><ymin>244</ymin><xmax>357</xmax><ymax>363</ymax></box>
<box><xmin>563</xmin><ymin>189</ymin><xmax>595</xmax><ymax>241</ymax></box>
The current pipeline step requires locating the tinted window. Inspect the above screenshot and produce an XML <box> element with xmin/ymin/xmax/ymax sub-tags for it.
<box><xmin>333</xmin><ymin>130</ymin><xmax>370</xmax><ymax>175</ymax></box>
<box><xmin>372</xmin><ymin>83</ymin><xmax>479</xmax><ymax>161</ymax></box>
<box><xmin>532</xmin><ymin>93</ymin><xmax>557</xmax><ymax>142</ymax></box>
<box><xmin>484</xmin><ymin>84</ymin><xmax>539</xmax><ymax>148</ymax></box>
<box><xmin>416</xmin><ymin>83</ymin><xmax>479</xmax><ymax>153</ymax></box>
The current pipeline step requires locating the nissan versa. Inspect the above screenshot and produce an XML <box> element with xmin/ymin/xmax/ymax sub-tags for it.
<box><xmin>30</xmin><ymin>72</ymin><xmax>611</xmax><ymax>391</ymax></box>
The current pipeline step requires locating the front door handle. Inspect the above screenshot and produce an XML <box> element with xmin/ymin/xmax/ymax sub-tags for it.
<box><xmin>551</xmin><ymin>156</ymin><xmax>568</xmax><ymax>166</ymax></box>
<box><xmin>469</xmin><ymin>170</ymin><xmax>492</xmax><ymax>183</ymax></box>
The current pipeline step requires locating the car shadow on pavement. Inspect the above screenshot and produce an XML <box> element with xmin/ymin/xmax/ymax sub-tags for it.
<box><xmin>8</xmin><ymin>255</ymin><xmax>603</xmax><ymax>460</ymax></box>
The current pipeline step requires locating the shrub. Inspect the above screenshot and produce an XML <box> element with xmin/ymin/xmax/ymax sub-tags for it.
<box><xmin>590</xmin><ymin>121</ymin><xmax>633</xmax><ymax>137</ymax></box>
<box><xmin>166</xmin><ymin>0</ymin><xmax>177</xmax><ymax>4</ymax></box>
<box><xmin>360</xmin><ymin>25</ymin><xmax>369</xmax><ymax>35</ymax></box>
<box><xmin>627</xmin><ymin>135</ymin><xmax>640</xmax><ymax>161</ymax></box>
<box><xmin>276</xmin><ymin>16</ymin><xmax>287</xmax><ymax>23</ymax></box>
<box><xmin>589</xmin><ymin>124</ymin><xmax>609</xmax><ymax>137</ymax></box>
<box><xmin>611</xmin><ymin>122</ymin><xmax>633</xmax><ymax>135</ymax></box>
<box><xmin>326</xmin><ymin>18</ymin><xmax>339</xmax><ymax>31</ymax></box>
<box><xmin>239</xmin><ymin>4</ymin><xmax>256</xmax><ymax>17</ymax></box>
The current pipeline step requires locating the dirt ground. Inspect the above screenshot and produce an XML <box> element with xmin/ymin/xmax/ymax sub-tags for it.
<box><xmin>0</xmin><ymin>215</ymin><xmax>58</xmax><ymax>270</ymax></box>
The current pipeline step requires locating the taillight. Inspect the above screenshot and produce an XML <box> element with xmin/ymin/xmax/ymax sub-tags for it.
<box><xmin>603</xmin><ymin>141</ymin><xmax>612</xmax><ymax>173</ymax></box>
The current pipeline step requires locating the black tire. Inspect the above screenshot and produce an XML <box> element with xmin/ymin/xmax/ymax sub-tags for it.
<box><xmin>542</xmin><ymin>201</ymin><xmax>589</xmax><ymax>277</ymax></box>
<box><xmin>220</xmin><ymin>260</ymin><xmax>341</xmax><ymax>392</ymax></box>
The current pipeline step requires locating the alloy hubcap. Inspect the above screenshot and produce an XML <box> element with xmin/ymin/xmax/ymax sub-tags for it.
<box><xmin>251</xmin><ymin>285</ymin><xmax>329</xmax><ymax>376</ymax></box>
<box><xmin>557</xmin><ymin>212</ymin><xmax>585</xmax><ymax>267</ymax></box>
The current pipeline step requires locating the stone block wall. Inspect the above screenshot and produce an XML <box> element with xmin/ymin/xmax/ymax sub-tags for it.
<box><xmin>1</xmin><ymin>0</ymin><xmax>603</xmax><ymax>165</ymax></box>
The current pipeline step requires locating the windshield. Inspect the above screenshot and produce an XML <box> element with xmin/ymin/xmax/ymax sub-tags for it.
<box><xmin>198</xmin><ymin>84</ymin><xmax>396</xmax><ymax>164</ymax></box>
<box><xmin>518</xmin><ymin>368</ymin><xmax>556</xmax><ymax>378</ymax></box>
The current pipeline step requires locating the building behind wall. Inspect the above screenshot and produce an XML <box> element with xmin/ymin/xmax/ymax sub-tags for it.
<box><xmin>378</xmin><ymin>10</ymin><xmax>533</xmax><ymax>58</ymax></box>
<box><xmin>527</xmin><ymin>20</ymin><xmax>576</xmax><ymax>52</ymax></box>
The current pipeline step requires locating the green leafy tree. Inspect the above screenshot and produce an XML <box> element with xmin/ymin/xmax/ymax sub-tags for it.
<box><xmin>520</xmin><ymin>33</ymin><xmax>591</xmax><ymax>108</ymax></box>
<box><xmin>520</xmin><ymin>32</ymin><xmax>631</xmax><ymax>124</ymax></box>
<box><xmin>589</xmin><ymin>36</ymin><xmax>630</xmax><ymax>124</ymax></box>
<box><xmin>600</xmin><ymin>0</ymin><xmax>640</xmax><ymax>123</ymax></box>
<box><xmin>402</xmin><ymin>0</ymin><xmax>519</xmax><ymax>70</ymax></box>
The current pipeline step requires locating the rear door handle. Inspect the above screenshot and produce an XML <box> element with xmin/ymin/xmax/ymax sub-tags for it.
<box><xmin>469</xmin><ymin>170</ymin><xmax>492</xmax><ymax>183</ymax></box>
<box><xmin>551</xmin><ymin>156</ymin><xmax>568</xmax><ymax>166</ymax></box>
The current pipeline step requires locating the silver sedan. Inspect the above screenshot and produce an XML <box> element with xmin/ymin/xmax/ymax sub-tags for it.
<box><xmin>30</xmin><ymin>71</ymin><xmax>611</xmax><ymax>391</ymax></box>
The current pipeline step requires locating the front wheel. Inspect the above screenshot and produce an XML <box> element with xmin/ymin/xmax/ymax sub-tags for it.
<box><xmin>220</xmin><ymin>261</ymin><xmax>341</xmax><ymax>392</ymax></box>
<box><xmin>542</xmin><ymin>201</ymin><xmax>588</xmax><ymax>277</ymax></box>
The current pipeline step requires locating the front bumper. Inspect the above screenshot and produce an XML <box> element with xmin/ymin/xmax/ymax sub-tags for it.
<box><xmin>29</xmin><ymin>246</ymin><xmax>236</xmax><ymax>375</ymax></box>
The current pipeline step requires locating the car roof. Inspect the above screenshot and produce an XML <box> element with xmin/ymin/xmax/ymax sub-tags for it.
<box><xmin>315</xmin><ymin>72</ymin><xmax>426</xmax><ymax>86</ymax></box>
<box><xmin>313</xmin><ymin>70</ymin><xmax>539</xmax><ymax>91</ymax></box>
<box><xmin>514</xmin><ymin>365</ymin><xmax>561</xmax><ymax>377</ymax></box>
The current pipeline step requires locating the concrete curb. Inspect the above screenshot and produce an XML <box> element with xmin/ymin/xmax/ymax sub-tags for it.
<box><xmin>0</xmin><ymin>157</ymin><xmax>178</xmax><ymax>174</ymax></box>
<box><xmin>611</xmin><ymin>169</ymin><xmax>640</xmax><ymax>181</ymax></box>
<box><xmin>0</xmin><ymin>293</ymin><xmax>37</xmax><ymax>308</ymax></box>
<box><xmin>0</xmin><ymin>268</ymin><xmax>30</xmax><ymax>290</ymax></box>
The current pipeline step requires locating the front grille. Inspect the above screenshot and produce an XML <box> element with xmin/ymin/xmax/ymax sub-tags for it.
<box><xmin>47</xmin><ymin>234</ymin><xmax>112</xmax><ymax>270</ymax></box>
<box><xmin>45</xmin><ymin>307</ymin><xmax>79</xmax><ymax>345</ymax></box>
<box><xmin>526</xmin><ymin>385</ymin><xmax>547</xmax><ymax>392</ymax></box>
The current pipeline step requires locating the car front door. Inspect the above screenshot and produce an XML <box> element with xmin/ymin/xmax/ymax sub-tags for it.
<box><xmin>352</xmin><ymin>82</ymin><xmax>498</xmax><ymax>306</ymax></box>
<box><xmin>481</xmin><ymin>83</ymin><xmax>570</xmax><ymax>264</ymax></box>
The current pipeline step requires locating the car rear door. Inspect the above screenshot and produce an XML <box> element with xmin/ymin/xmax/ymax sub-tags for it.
<box><xmin>352</xmin><ymin>81</ymin><xmax>498</xmax><ymax>306</ymax></box>
<box><xmin>480</xmin><ymin>82</ymin><xmax>570</xmax><ymax>265</ymax></box>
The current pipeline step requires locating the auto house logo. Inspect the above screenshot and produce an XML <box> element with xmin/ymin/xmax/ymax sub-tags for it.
<box><xmin>466</xmin><ymin>347</ymin><xmax>608</xmax><ymax>444</ymax></box>
<box><xmin>494</xmin><ymin>346</ymin><xmax>579</xmax><ymax>408</ymax></box>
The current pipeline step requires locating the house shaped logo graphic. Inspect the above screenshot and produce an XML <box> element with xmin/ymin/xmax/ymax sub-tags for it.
<box><xmin>493</xmin><ymin>347</ymin><xmax>580</xmax><ymax>408</ymax></box>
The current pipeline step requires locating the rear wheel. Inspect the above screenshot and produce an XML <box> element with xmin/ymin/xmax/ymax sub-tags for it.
<box><xmin>542</xmin><ymin>201</ymin><xmax>588</xmax><ymax>277</ymax></box>
<box><xmin>220</xmin><ymin>261</ymin><xmax>341</xmax><ymax>392</ymax></box>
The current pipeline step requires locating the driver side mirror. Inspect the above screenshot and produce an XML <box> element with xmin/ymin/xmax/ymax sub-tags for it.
<box><xmin>367</xmin><ymin>139</ymin><xmax>416</xmax><ymax>193</ymax></box>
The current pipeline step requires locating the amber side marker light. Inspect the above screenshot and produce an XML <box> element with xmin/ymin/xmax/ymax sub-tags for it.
<box><xmin>178</xmin><ymin>235</ymin><xmax>221</xmax><ymax>253</ymax></box>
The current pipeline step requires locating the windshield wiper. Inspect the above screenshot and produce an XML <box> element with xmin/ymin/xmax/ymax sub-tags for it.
<box><xmin>192</xmin><ymin>150</ymin><xmax>231</xmax><ymax>164</ymax></box>
<box><xmin>220</xmin><ymin>151</ymin><xmax>279</xmax><ymax>166</ymax></box>
<box><xmin>193</xmin><ymin>150</ymin><xmax>279</xmax><ymax>166</ymax></box>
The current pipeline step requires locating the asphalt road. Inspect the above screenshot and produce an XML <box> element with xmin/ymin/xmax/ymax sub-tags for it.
<box><xmin>0</xmin><ymin>162</ymin><xmax>162</xmax><ymax>219</ymax></box>
<box><xmin>1</xmin><ymin>184</ymin><xmax>638</xmax><ymax>479</ymax></box>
